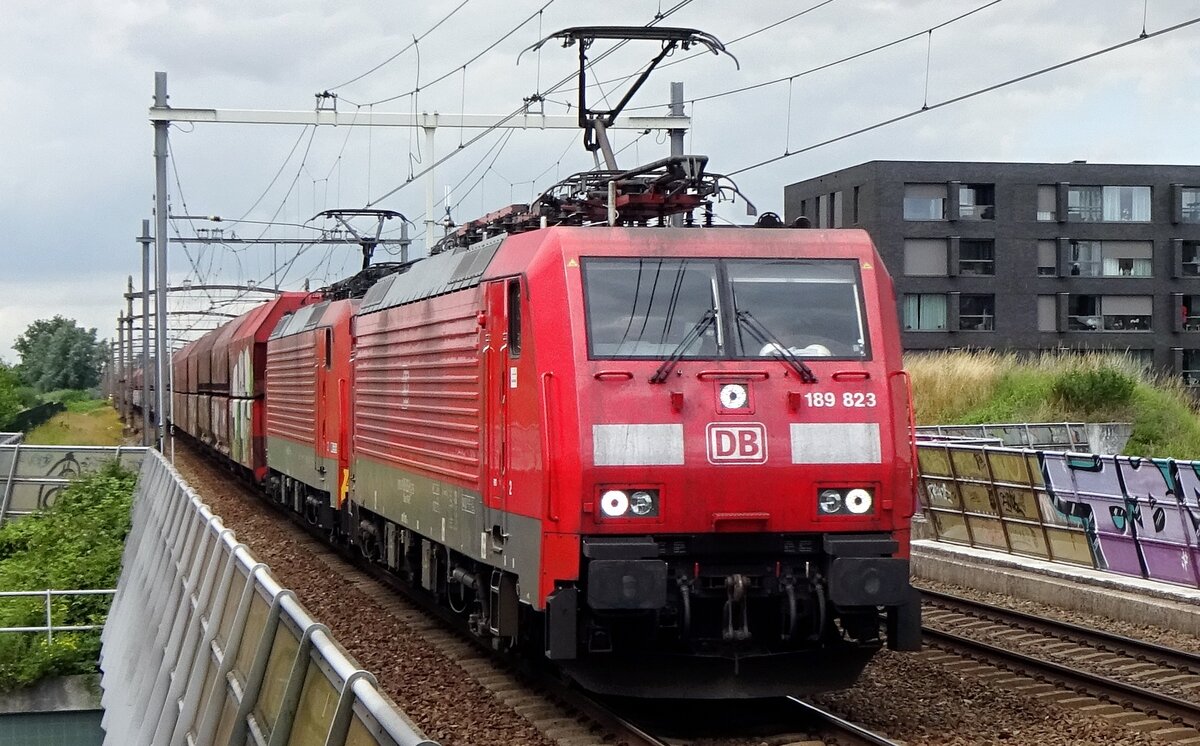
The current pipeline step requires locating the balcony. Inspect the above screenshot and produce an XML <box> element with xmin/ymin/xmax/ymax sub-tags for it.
<box><xmin>958</xmin><ymin>204</ymin><xmax>995</xmax><ymax>220</ymax></box>
<box><xmin>959</xmin><ymin>314</ymin><xmax>994</xmax><ymax>331</ymax></box>
<box><xmin>1067</xmin><ymin>314</ymin><xmax>1152</xmax><ymax>331</ymax></box>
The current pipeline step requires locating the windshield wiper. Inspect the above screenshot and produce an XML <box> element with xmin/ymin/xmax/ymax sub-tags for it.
<box><xmin>650</xmin><ymin>309</ymin><xmax>717</xmax><ymax>384</ymax></box>
<box><xmin>735</xmin><ymin>310</ymin><xmax>818</xmax><ymax>383</ymax></box>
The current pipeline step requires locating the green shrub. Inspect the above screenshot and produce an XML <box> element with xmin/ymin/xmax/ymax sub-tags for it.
<box><xmin>1051</xmin><ymin>368</ymin><xmax>1136</xmax><ymax>412</ymax></box>
<box><xmin>0</xmin><ymin>462</ymin><xmax>136</xmax><ymax>691</ymax></box>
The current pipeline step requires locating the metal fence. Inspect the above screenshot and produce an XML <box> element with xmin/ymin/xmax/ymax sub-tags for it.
<box><xmin>0</xmin><ymin>432</ymin><xmax>21</xmax><ymax>446</ymax></box>
<box><xmin>914</xmin><ymin>421</ymin><xmax>1132</xmax><ymax>454</ymax></box>
<box><xmin>99</xmin><ymin>449</ymin><xmax>438</xmax><ymax>746</ymax></box>
<box><xmin>915</xmin><ymin>422</ymin><xmax>1090</xmax><ymax>450</ymax></box>
<box><xmin>0</xmin><ymin>589</ymin><xmax>115</xmax><ymax>642</ymax></box>
<box><xmin>0</xmin><ymin>444</ymin><xmax>146</xmax><ymax>525</ymax></box>
<box><xmin>917</xmin><ymin>441</ymin><xmax>1200</xmax><ymax>589</ymax></box>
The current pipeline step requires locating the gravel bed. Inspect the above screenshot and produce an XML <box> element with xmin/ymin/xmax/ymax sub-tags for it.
<box><xmin>915</xmin><ymin>577</ymin><xmax>1200</xmax><ymax>656</ymax></box>
<box><xmin>171</xmin><ymin>450</ymin><xmax>557</xmax><ymax>746</ymax></box>
<box><xmin>812</xmin><ymin>649</ymin><xmax>1163</xmax><ymax>746</ymax></box>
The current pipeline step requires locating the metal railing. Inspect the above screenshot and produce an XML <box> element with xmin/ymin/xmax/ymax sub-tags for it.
<box><xmin>100</xmin><ymin>449</ymin><xmax>437</xmax><ymax>746</ymax></box>
<box><xmin>0</xmin><ymin>589</ymin><xmax>115</xmax><ymax>642</ymax></box>
<box><xmin>0</xmin><ymin>432</ymin><xmax>21</xmax><ymax>446</ymax></box>
<box><xmin>915</xmin><ymin>422</ymin><xmax>1091</xmax><ymax>451</ymax></box>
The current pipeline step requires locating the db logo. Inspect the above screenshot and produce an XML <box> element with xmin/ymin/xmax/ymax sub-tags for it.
<box><xmin>706</xmin><ymin>423</ymin><xmax>768</xmax><ymax>464</ymax></box>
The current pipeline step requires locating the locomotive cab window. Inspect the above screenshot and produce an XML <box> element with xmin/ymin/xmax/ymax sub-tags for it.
<box><xmin>582</xmin><ymin>258</ymin><xmax>721</xmax><ymax>358</ymax></box>
<box><xmin>727</xmin><ymin>260</ymin><xmax>868</xmax><ymax>359</ymax></box>
<box><xmin>583</xmin><ymin>257</ymin><xmax>868</xmax><ymax>360</ymax></box>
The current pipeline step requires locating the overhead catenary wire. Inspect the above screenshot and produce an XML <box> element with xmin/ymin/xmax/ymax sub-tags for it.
<box><xmin>623</xmin><ymin>0</ymin><xmax>1005</xmax><ymax>112</ymax></box>
<box><xmin>365</xmin><ymin>0</ymin><xmax>696</xmax><ymax>208</ymax></box>
<box><xmin>325</xmin><ymin>0</ymin><xmax>474</xmax><ymax>92</ymax></box>
<box><xmin>228</xmin><ymin>126</ymin><xmax>313</xmax><ymax>226</ymax></box>
<box><xmin>727</xmin><ymin>13</ymin><xmax>1200</xmax><ymax>177</ymax></box>
<box><xmin>593</xmin><ymin>0</ymin><xmax>841</xmax><ymax>92</ymax></box>
<box><xmin>351</xmin><ymin>0</ymin><xmax>557</xmax><ymax>109</ymax></box>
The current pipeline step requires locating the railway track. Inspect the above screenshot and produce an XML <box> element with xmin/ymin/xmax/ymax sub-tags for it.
<box><xmin>921</xmin><ymin>588</ymin><xmax>1200</xmax><ymax>740</ymax></box>
<box><xmin>787</xmin><ymin>697</ymin><xmax>904</xmax><ymax>745</ymax></box>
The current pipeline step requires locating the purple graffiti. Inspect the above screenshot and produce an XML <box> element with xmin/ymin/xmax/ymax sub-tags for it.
<box><xmin>1037</xmin><ymin>452</ymin><xmax>1199</xmax><ymax>588</ymax></box>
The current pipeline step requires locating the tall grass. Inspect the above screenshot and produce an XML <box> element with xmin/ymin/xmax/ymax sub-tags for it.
<box><xmin>906</xmin><ymin>350</ymin><xmax>1200</xmax><ymax>459</ymax></box>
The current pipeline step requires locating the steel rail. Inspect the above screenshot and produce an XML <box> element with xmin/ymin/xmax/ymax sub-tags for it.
<box><xmin>788</xmin><ymin>697</ymin><xmax>904</xmax><ymax>746</ymax></box>
<box><xmin>921</xmin><ymin>588</ymin><xmax>1200</xmax><ymax>675</ymax></box>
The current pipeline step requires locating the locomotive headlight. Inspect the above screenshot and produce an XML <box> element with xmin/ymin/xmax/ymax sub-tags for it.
<box><xmin>600</xmin><ymin>490</ymin><xmax>630</xmax><ymax>517</ymax></box>
<box><xmin>818</xmin><ymin>489</ymin><xmax>843</xmax><ymax>514</ymax></box>
<box><xmin>629</xmin><ymin>490</ymin><xmax>657</xmax><ymax>516</ymax></box>
<box><xmin>845</xmin><ymin>488</ymin><xmax>874</xmax><ymax>515</ymax></box>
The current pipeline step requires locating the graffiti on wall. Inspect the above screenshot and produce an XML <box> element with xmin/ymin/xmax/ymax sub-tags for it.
<box><xmin>919</xmin><ymin>443</ymin><xmax>1200</xmax><ymax>589</ymax></box>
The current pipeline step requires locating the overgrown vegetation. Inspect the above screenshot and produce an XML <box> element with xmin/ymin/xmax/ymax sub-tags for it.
<box><xmin>0</xmin><ymin>463</ymin><xmax>136</xmax><ymax>692</ymax></box>
<box><xmin>907</xmin><ymin>350</ymin><xmax>1200</xmax><ymax>460</ymax></box>
<box><xmin>24</xmin><ymin>404</ymin><xmax>123</xmax><ymax>446</ymax></box>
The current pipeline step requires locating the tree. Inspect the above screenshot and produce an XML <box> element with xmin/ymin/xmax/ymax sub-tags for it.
<box><xmin>0</xmin><ymin>364</ymin><xmax>21</xmax><ymax>429</ymax></box>
<box><xmin>13</xmin><ymin>316</ymin><xmax>105</xmax><ymax>392</ymax></box>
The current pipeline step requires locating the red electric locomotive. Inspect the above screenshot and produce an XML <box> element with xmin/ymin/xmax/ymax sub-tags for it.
<box><xmin>338</xmin><ymin>189</ymin><xmax>919</xmax><ymax>698</ymax></box>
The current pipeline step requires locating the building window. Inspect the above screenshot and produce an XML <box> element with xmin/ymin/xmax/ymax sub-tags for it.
<box><xmin>1037</xmin><ymin>295</ymin><xmax>1057</xmax><ymax>331</ymax></box>
<box><xmin>1124</xmin><ymin>349</ymin><xmax>1154</xmax><ymax>373</ymax></box>
<box><xmin>903</xmin><ymin>184</ymin><xmax>947</xmax><ymax>221</ymax></box>
<box><xmin>1184</xmin><ymin>350</ymin><xmax>1200</xmax><ymax>387</ymax></box>
<box><xmin>1182</xmin><ymin>188</ymin><xmax>1200</xmax><ymax>223</ymax></box>
<box><xmin>903</xmin><ymin>294</ymin><xmax>947</xmax><ymax>330</ymax></box>
<box><xmin>959</xmin><ymin>239</ymin><xmax>994</xmax><ymax>275</ymax></box>
<box><xmin>1184</xmin><ymin>241</ymin><xmax>1200</xmax><ymax>277</ymax></box>
<box><xmin>1067</xmin><ymin>294</ymin><xmax>1152</xmax><ymax>331</ymax></box>
<box><xmin>1037</xmin><ymin>185</ymin><xmax>1056</xmax><ymax>221</ymax></box>
<box><xmin>959</xmin><ymin>294</ymin><xmax>994</xmax><ymax>331</ymax></box>
<box><xmin>832</xmin><ymin>191</ymin><xmax>843</xmax><ymax>228</ymax></box>
<box><xmin>1067</xmin><ymin>185</ymin><xmax>1151</xmax><ymax>222</ymax></box>
<box><xmin>959</xmin><ymin>183</ymin><xmax>995</xmax><ymax>220</ymax></box>
<box><xmin>1037</xmin><ymin>240</ymin><xmax>1057</xmax><ymax>276</ymax></box>
<box><xmin>852</xmin><ymin>186</ymin><xmax>860</xmax><ymax>224</ymax></box>
<box><xmin>1068</xmin><ymin>240</ymin><xmax>1152</xmax><ymax>277</ymax></box>
<box><xmin>904</xmin><ymin>239</ymin><xmax>948</xmax><ymax>276</ymax></box>
<box><xmin>1184</xmin><ymin>295</ymin><xmax>1200</xmax><ymax>331</ymax></box>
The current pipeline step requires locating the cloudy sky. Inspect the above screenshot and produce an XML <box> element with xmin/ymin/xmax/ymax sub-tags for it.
<box><xmin>1</xmin><ymin>0</ymin><xmax>1198</xmax><ymax>362</ymax></box>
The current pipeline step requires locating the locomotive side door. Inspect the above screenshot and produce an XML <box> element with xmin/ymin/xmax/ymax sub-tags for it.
<box><xmin>316</xmin><ymin>327</ymin><xmax>332</xmax><ymax>478</ymax></box>
<box><xmin>483</xmin><ymin>280</ymin><xmax>515</xmax><ymax>551</ymax></box>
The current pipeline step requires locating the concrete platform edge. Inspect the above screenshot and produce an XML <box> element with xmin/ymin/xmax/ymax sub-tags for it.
<box><xmin>911</xmin><ymin>539</ymin><xmax>1200</xmax><ymax>637</ymax></box>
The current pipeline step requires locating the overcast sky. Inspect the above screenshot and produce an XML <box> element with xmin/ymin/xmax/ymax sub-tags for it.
<box><xmin>2</xmin><ymin>0</ymin><xmax>1198</xmax><ymax>363</ymax></box>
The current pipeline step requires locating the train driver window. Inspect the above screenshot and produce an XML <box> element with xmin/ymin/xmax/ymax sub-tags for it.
<box><xmin>582</xmin><ymin>258</ymin><xmax>721</xmax><ymax>358</ymax></box>
<box><xmin>507</xmin><ymin>278</ymin><xmax>522</xmax><ymax>357</ymax></box>
<box><xmin>726</xmin><ymin>260</ymin><xmax>868</xmax><ymax>359</ymax></box>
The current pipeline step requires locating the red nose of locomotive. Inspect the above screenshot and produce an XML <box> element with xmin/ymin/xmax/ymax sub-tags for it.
<box><xmin>546</xmin><ymin>229</ymin><xmax>919</xmax><ymax>698</ymax></box>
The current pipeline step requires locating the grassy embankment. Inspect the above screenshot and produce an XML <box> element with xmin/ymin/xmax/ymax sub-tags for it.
<box><xmin>906</xmin><ymin>350</ymin><xmax>1200</xmax><ymax>460</ymax></box>
<box><xmin>24</xmin><ymin>391</ymin><xmax>122</xmax><ymax>446</ymax></box>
